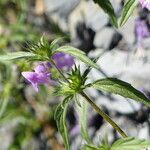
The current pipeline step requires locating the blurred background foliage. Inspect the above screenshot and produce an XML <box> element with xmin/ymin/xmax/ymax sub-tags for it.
<box><xmin>0</xmin><ymin>0</ymin><xmax>66</xmax><ymax>149</ymax></box>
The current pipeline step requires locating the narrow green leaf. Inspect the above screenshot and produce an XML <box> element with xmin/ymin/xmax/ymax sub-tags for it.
<box><xmin>111</xmin><ymin>137</ymin><xmax>150</xmax><ymax>150</ymax></box>
<box><xmin>119</xmin><ymin>0</ymin><xmax>138</xmax><ymax>27</ymax></box>
<box><xmin>75</xmin><ymin>94</ymin><xmax>81</xmax><ymax>107</ymax></box>
<box><xmin>77</xmin><ymin>97</ymin><xmax>91</xmax><ymax>143</ymax></box>
<box><xmin>82</xmin><ymin>144</ymin><xmax>100</xmax><ymax>150</ymax></box>
<box><xmin>54</xmin><ymin>97</ymin><xmax>71</xmax><ymax>150</ymax></box>
<box><xmin>0</xmin><ymin>52</ymin><xmax>35</xmax><ymax>61</ymax></box>
<box><xmin>90</xmin><ymin>78</ymin><xmax>150</xmax><ymax>107</ymax></box>
<box><xmin>50</xmin><ymin>37</ymin><xmax>65</xmax><ymax>50</ymax></box>
<box><xmin>54</xmin><ymin>45</ymin><xmax>85</xmax><ymax>55</ymax></box>
<box><xmin>93</xmin><ymin>0</ymin><xmax>118</xmax><ymax>28</ymax></box>
<box><xmin>99</xmin><ymin>145</ymin><xmax>110</xmax><ymax>150</ymax></box>
<box><xmin>54</xmin><ymin>46</ymin><xmax>99</xmax><ymax>69</ymax></box>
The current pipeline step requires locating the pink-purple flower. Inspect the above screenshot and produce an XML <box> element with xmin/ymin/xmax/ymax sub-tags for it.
<box><xmin>22</xmin><ymin>63</ymin><xmax>51</xmax><ymax>92</ymax></box>
<box><xmin>139</xmin><ymin>0</ymin><xmax>150</xmax><ymax>10</ymax></box>
<box><xmin>22</xmin><ymin>53</ymin><xmax>74</xmax><ymax>92</ymax></box>
<box><xmin>52</xmin><ymin>52</ymin><xmax>74</xmax><ymax>70</ymax></box>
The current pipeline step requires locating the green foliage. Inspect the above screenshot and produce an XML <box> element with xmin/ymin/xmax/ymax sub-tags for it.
<box><xmin>77</xmin><ymin>97</ymin><xmax>91</xmax><ymax>143</ymax></box>
<box><xmin>93</xmin><ymin>0</ymin><xmax>118</xmax><ymax>27</ymax></box>
<box><xmin>93</xmin><ymin>0</ymin><xmax>139</xmax><ymax>28</ymax></box>
<box><xmin>55</xmin><ymin>81</ymin><xmax>77</xmax><ymax>97</ymax></box>
<box><xmin>83</xmin><ymin>137</ymin><xmax>150</xmax><ymax>150</ymax></box>
<box><xmin>99</xmin><ymin>144</ymin><xmax>110</xmax><ymax>150</ymax></box>
<box><xmin>0</xmin><ymin>0</ymin><xmax>148</xmax><ymax>148</ymax></box>
<box><xmin>0</xmin><ymin>52</ymin><xmax>35</xmax><ymax>61</ymax></box>
<box><xmin>110</xmin><ymin>137</ymin><xmax>150</xmax><ymax>150</ymax></box>
<box><xmin>0</xmin><ymin>37</ymin><xmax>99</xmax><ymax>69</ymax></box>
<box><xmin>0</xmin><ymin>37</ymin><xmax>61</xmax><ymax>62</ymax></box>
<box><xmin>54</xmin><ymin>46</ymin><xmax>99</xmax><ymax>69</ymax></box>
<box><xmin>55</xmin><ymin>66</ymin><xmax>88</xmax><ymax>96</ymax></box>
<box><xmin>29</xmin><ymin>36</ymin><xmax>52</xmax><ymax>58</ymax></box>
<box><xmin>0</xmin><ymin>56</ymin><xmax>55</xmax><ymax>149</ymax></box>
<box><xmin>54</xmin><ymin>97</ymin><xmax>71</xmax><ymax>150</ymax></box>
<box><xmin>50</xmin><ymin>37</ymin><xmax>66</xmax><ymax>51</ymax></box>
<box><xmin>82</xmin><ymin>144</ymin><xmax>100</xmax><ymax>150</ymax></box>
<box><xmin>2</xmin><ymin>38</ymin><xmax>150</xmax><ymax>149</ymax></box>
<box><xmin>68</xmin><ymin>66</ymin><xmax>87</xmax><ymax>92</ymax></box>
<box><xmin>119</xmin><ymin>0</ymin><xmax>139</xmax><ymax>27</ymax></box>
<box><xmin>89</xmin><ymin>78</ymin><xmax>150</xmax><ymax>107</ymax></box>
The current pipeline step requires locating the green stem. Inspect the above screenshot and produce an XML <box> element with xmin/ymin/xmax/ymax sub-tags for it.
<box><xmin>80</xmin><ymin>91</ymin><xmax>128</xmax><ymax>138</ymax></box>
<box><xmin>50</xmin><ymin>59</ymin><xmax>128</xmax><ymax>138</ymax></box>
<box><xmin>50</xmin><ymin>59</ymin><xmax>69</xmax><ymax>83</ymax></box>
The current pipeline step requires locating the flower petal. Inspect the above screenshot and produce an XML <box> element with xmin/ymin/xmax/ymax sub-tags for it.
<box><xmin>22</xmin><ymin>72</ymin><xmax>40</xmax><ymax>91</ymax></box>
<box><xmin>22</xmin><ymin>72</ymin><xmax>38</xmax><ymax>84</ymax></box>
<box><xmin>52</xmin><ymin>52</ymin><xmax>74</xmax><ymax>69</ymax></box>
<box><xmin>34</xmin><ymin>63</ymin><xmax>48</xmax><ymax>74</ymax></box>
<box><xmin>31</xmin><ymin>82</ymin><xmax>39</xmax><ymax>92</ymax></box>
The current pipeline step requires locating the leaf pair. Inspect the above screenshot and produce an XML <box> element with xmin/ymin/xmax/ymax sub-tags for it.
<box><xmin>93</xmin><ymin>0</ymin><xmax>139</xmax><ymax>27</ymax></box>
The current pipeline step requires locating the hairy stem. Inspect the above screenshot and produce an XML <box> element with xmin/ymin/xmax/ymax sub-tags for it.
<box><xmin>50</xmin><ymin>59</ymin><xmax>69</xmax><ymax>83</ymax></box>
<box><xmin>50</xmin><ymin>59</ymin><xmax>128</xmax><ymax>138</ymax></box>
<box><xmin>80</xmin><ymin>91</ymin><xmax>128</xmax><ymax>138</ymax></box>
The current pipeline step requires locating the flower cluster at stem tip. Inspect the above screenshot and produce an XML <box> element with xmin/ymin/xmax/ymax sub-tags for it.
<box><xmin>22</xmin><ymin>52</ymin><xmax>74</xmax><ymax>92</ymax></box>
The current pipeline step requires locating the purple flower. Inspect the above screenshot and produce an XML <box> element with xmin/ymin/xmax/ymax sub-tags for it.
<box><xmin>135</xmin><ymin>19</ymin><xmax>150</xmax><ymax>47</ymax></box>
<box><xmin>139</xmin><ymin>0</ymin><xmax>150</xmax><ymax>10</ymax></box>
<box><xmin>34</xmin><ymin>63</ymin><xmax>49</xmax><ymax>74</ymax></box>
<box><xmin>21</xmin><ymin>53</ymin><xmax>74</xmax><ymax>92</ymax></box>
<box><xmin>52</xmin><ymin>52</ymin><xmax>74</xmax><ymax>70</ymax></box>
<box><xmin>22</xmin><ymin>63</ymin><xmax>51</xmax><ymax>92</ymax></box>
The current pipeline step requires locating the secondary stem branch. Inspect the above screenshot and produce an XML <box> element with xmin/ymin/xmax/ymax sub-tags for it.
<box><xmin>80</xmin><ymin>91</ymin><xmax>128</xmax><ymax>138</ymax></box>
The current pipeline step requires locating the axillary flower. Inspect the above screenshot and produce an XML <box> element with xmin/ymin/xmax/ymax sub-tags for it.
<box><xmin>139</xmin><ymin>0</ymin><xmax>150</xmax><ymax>10</ymax></box>
<box><xmin>22</xmin><ymin>53</ymin><xmax>74</xmax><ymax>92</ymax></box>
<box><xmin>52</xmin><ymin>52</ymin><xmax>74</xmax><ymax>70</ymax></box>
<box><xmin>22</xmin><ymin>37</ymin><xmax>75</xmax><ymax>92</ymax></box>
<box><xmin>22</xmin><ymin>63</ymin><xmax>51</xmax><ymax>92</ymax></box>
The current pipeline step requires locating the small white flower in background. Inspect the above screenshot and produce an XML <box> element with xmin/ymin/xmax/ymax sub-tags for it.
<box><xmin>139</xmin><ymin>0</ymin><xmax>150</xmax><ymax>10</ymax></box>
